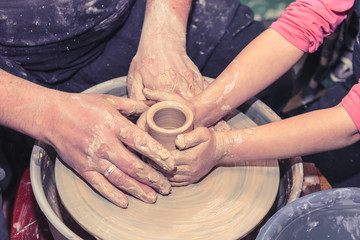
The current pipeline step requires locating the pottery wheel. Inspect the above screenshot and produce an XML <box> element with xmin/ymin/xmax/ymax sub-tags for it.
<box><xmin>54</xmin><ymin>78</ymin><xmax>279</xmax><ymax>240</ymax></box>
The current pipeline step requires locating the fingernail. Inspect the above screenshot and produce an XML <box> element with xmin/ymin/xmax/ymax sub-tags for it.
<box><xmin>115</xmin><ymin>198</ymin><xmax>129</xmax><ymax>208</ymax></box>
<box><xmin>144</xmin><ymin>191</ymin><xmax>158</xmax><ymax>203</ymax></box>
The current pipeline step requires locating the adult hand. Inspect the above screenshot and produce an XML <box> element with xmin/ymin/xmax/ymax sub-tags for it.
<box><xmin>46</xmin><ymin>93</ymin><xmax>175</xmax><ymax>208</ymax></box>
<box><xmin>127</xmin><ymin>35</ymin><xmax>206</xmax><ymax>101</ymax></box>
<box><xmin>169</xmin><ymin>121</ymin><xmax>232</xmax><ymax>186</ymax></box>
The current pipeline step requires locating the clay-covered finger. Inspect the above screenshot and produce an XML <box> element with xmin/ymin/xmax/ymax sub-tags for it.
<box><xmin>110</xmin><ymin>144</ymin><xmax>172</xmax><ymax>195</ymax></box>
<box><xmin>136</xmin><ymin>111</ymin><xmax>148</xmax><ymax>131</ymax></box>
<box><xmin>107</xmin><ymin>95</ymin><xmax>149</xmax><ymax>116</ymax></box>
<box><xmin>143</xmin><ymin>88</ymin><xmax>188</xmax><ymax>104</ymax></box>
<box><xmin>175</xmin><ymin>127</ymin><xmax>211</xmax><ymax>150</ymax></box>
<box><xmin>183</xmin><ymin>66</ymin><xmax>204</xmax><ymax>93</ymax></box>
<box><xmin>127</xmin><ymin>72</ymin><xmax>146</xmax><ymax>100</ymax></box>
<box><xmin>104</xmin><ymin>166</ymin><xmax>157</xmax><ymax>203</ymax></box>
<box><xmin>82</xmin><ymin>171</ymin><xmax>130</xmax><ymax>208</ymax></box>
<box><xmin>173</xmin><ymin>78</ymin><xmax>194</xmax><ymax>100</ymax></box>
<box><xmin>117</xmin><ymin>123</ymin><xmax>175</xmax><ymax>172</ymax></box>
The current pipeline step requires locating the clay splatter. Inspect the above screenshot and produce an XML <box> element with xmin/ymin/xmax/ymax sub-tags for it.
<box><xmin>223</xmin><ymin>72</ymin><xmax>239</xmax><ymax>95</ymax></box>
<box><xmin>221</xmin><ymin>105</ymin><xmax>231</xmax><ymax>111</ymax></box>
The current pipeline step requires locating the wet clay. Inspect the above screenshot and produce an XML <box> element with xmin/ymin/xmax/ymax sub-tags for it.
<box><xmin>146</xmin><ymin>101</ymin><xmax>194</xmax><ymax>150</ymax></box>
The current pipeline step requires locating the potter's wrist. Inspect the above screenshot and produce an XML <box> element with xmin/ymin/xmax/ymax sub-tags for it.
<box><xmin>214</xmin><ymin>131</ymin><xmax>230</xmax><ymax>166</ymax></box>
<box><xmin>140</xmin><ymin>30</ymin><xmax>186</xmax><ymax>49</ymax></box>
<box><xmin>33</xmin><ymin>90</ymin><xmax>64</xmax><ymax>144</ymax></box>
<box><xmin>216</xmin><ymin>130</ymin><xmax>241</xmax><ymax>166</ymax></box>
<box><xmin>143</xmin><ymin>0</ymin><xmax>189</xmax><ymax>41</ymax></box>
<box><xmin>142</xmin><ymin>8</ymin><xmax>187</xmax><ymax>46</ymax></box>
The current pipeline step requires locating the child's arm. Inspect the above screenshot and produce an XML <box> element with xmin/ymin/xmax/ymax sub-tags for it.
<box><xmin>170</xmin><ymin>103</ymin><xmax>360</xmax><ymax>185</ymax></box>
<box><xmin>192</xmin><ymin>0</ymin><xmax>354</xmax><ymax>127</ymax></box>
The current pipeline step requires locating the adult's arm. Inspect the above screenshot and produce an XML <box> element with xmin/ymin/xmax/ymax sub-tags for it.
<box><xmin>0</xmin><ymin>69</ymin><xmax>175</xmax><ymax>207</ymax></box>
<box><xmin>127</xmin><ymin>0</ymin><xmax>206</xmax><ymax>101</ymax></box>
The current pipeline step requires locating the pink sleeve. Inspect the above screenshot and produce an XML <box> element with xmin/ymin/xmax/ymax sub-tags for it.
<box><xmin>342</xmin><ymin>82</ymin><xmax>360</xmax><ymax>132</ymax></box>
<box><xmin>270</xmin><ymin>0</ymin><xmax>354</xmax><ymax>53</ymax></box>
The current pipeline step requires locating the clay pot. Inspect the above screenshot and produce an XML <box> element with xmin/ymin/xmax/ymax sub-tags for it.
<box><xmin>146</xmin><ymin>101</ymin><xmax>194</xmax><ymax>150</ymax></box>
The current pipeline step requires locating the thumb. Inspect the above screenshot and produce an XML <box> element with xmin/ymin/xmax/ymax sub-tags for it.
<box><xmin>107</xmin><ymin>96</ymin><xmax>149</xmax><ymax>116</ymax></box>
<box><xmin>136</xmin><ymin>111</ymin><xmax>148</xmax><ymax>131</ymax></box>
<box><xmin>175</xmin><ymin>127</ymin><xmax>211</xmax><ymax>150</ymax></box>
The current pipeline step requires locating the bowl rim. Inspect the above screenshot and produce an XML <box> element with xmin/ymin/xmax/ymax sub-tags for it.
<box><xmin>256</xmin><ymin>187</ymin><xmax>360</xmax><ymax>240</ymax></box>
